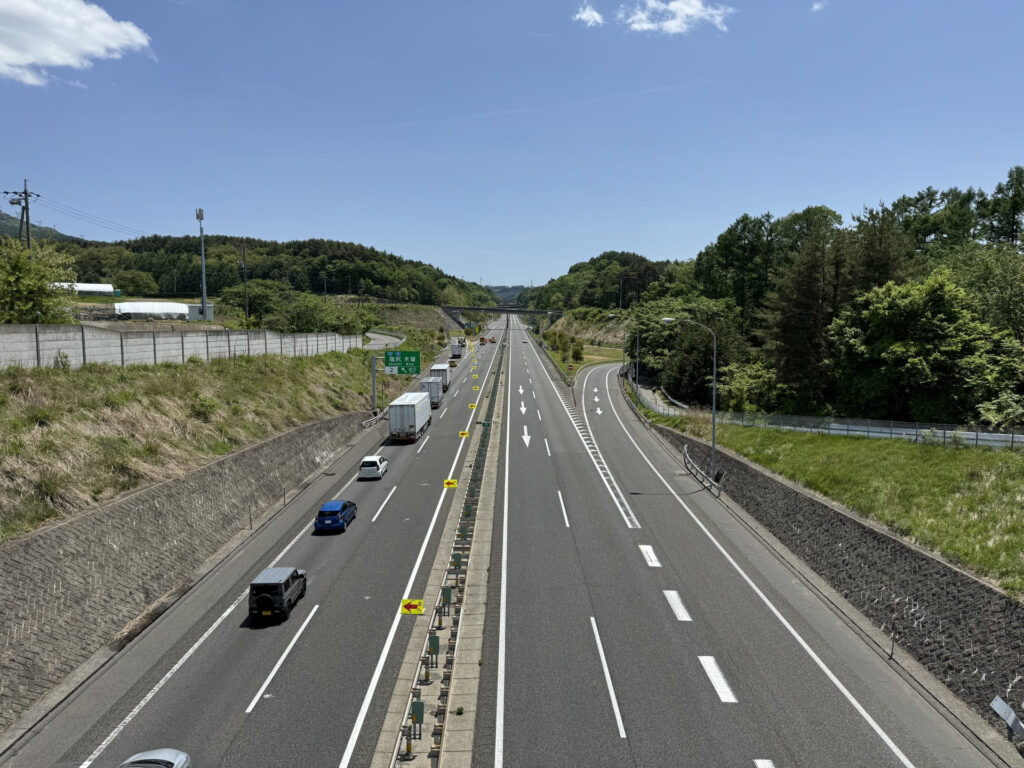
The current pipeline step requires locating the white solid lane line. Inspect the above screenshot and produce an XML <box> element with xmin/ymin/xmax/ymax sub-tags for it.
<box><xmin>663</xmin><ymin>590</ymin><xmax>692</xmax><ymax>621</ymax></box>
<box><xmin>416</xmin><ymin>434</ymin><xmax>431</xmax><ymax>454</ymax></box>
<box><xmin>590</xmin><ymin>617</ymin><xmax>627</xmax><ymax>738</ymax></box>
<box><xmin>699</xmin><ymin>655</ymin><xmax>738</xmax><ymax>703</ymax></box>
<box><xmin>639</xmin><ymin>544</ymin><xmax>661</xmax><ymax>567</ymax></box>
<box><xmin>601</xmin><ymin>368</ymin><xmax>916</xmax><ymax>767</ymax></box>
<box><xmin>341</xmin><ymin>326</ymin><xmax>505</xmax><ymax>768</ymax></box>
<box><xmin>557</xmin><ymin>490</ymin><xmax>570</xmax><ymax>527</ymax></box>
<box><xmin>372</xmin><ymin>486</ymin><xmax>398</xmax><ymax>522</ymax></box>
<box><xmin>80</xmin><ymin>520</ymin><xmax>313</xmax><ymax>766</ymax></box>
<box><xmin>440</xmin><ymin>407</ymin><xmax>448</xmax><ymax>420</ymax></box>
<box><xmin>333</xmin><ymin>473</ymin><xmax>359</xmax><ymax>500</ymax></box>
<box><xmin>245</xmin><ymin>605</ymin><xmax>320</xmax><ymax>713</ymax></box>
<box><xmin>544</xmin><ymin>438</ymin><xmax>551</xmax><ymax>457</ymax></box>
<box><xmin>496</xmin><ymin>330</ymin><xmax>512</xmax><ymax>767</ymax></box>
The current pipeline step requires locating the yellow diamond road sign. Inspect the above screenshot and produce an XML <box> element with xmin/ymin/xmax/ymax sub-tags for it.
<box><xmin>444</xmin><ymin>478</ymin><xmax>458</xmax><ymax>488</ymax></box>
<box><xmin>401</xmin><ymin>600</ymin><xmax>424</xmax><ymax>615</ymax></box>
<box><xmin>458</xmin><ymin>430</ymin><xmax>468</xmax><ymax>438</ymax></box>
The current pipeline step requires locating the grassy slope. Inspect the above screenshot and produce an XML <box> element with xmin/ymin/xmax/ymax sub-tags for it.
<box><xmin>642</xmin><ymin>406</ymin><xmax>1024</xmax><ymax>596</ymax></box>
<box><xmin>0</xmin><ymin>306</ymin><xmax>444</xmax><ymax>543</ymax></box>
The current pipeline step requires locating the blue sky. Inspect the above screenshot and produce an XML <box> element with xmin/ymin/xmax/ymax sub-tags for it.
<box><xmin>2</xmin><ymin>1</ymin><xmax>1022</xmax><ymax>286</ymax></box>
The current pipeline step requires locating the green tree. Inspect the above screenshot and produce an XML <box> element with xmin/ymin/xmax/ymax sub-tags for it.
<box><xmin>0</xmin><ymin>236</ymin><xmax>77</xmax><ymax>324</ymax></box>
<box><xmin>220</xmin><ymin>279</ymin><xmax>293</xmax><ymax>327</ymax></box>
<box><xmin>828</xmin><ymin>270</ymin><xmax>1018</xmax><ymax>423</ymax></box>
<box><xmin>941</xmin><ymin>242</ymin><xmax>1024</xmax><ymax>339</ymax></box>
<box><xmin>759</xmin><ymin>206</ymin><xmax>848</xmax><ymax>412</ymax></box>
<box><xmin>113</xmin><ymin>269</ymin><xmax>160</xmax><ymax>296</ymax></box>
<box><xmin>981</xmin><ymin>165</ymin><xmax>1024</xmax><ymax>244</ymax></box>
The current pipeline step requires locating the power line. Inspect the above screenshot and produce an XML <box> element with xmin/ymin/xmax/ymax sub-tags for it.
<box><xmin>30</xmin><ymin>181</ymin><xmax>159</xmax><ymax>232</ymax></box>
<box><xmin>33</xmin><ymin>198</ymin><xmax>149</xmax><ymax>238</ymax></box>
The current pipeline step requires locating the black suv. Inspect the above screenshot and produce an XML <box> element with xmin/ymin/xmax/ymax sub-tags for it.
<box><xmin>248</xmin><ymin>566</ymin><xmax>307</xmax><ymax>622</ymax></box>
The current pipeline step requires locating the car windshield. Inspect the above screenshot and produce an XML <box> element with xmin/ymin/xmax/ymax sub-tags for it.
<box><xmin>317</xmin><ymin>509</ymin><xmax>337</xmax><ymax>517</ymax></box>
<box><xmin>361</xmin><ymin>460</ymin><xmax>378</xmax><ymax>468</ymax></box>
<box><xmin>251</xmin><ymin>584</ymin><xmax>280</xmax><ymax>596</ymax></box>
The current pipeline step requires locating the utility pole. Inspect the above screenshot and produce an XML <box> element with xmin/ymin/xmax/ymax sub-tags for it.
<box><xmin>3</xmin><ymin>180</ymin><xmax>39</xmax><ymax>249</ymax></box>
<box><xmin>321</xmin><ymin>271</ymin><xmax>327</xmax><ymax>302</ymax></box>
<box><xmin>196</xmin><ymin>209</ymin><xmax>208</xmax><ymax>321</ymax></box>
<box><xmin>238</xmin><ymin>244</ymin><xmax>249</xmax><ymax>326</ymax></box>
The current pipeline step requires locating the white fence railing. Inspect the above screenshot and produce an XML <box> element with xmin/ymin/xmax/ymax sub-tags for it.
<box><xmin>0</xmin><ymin>324</ymin><xmax>365</xmax><ymax>371</ymax></box>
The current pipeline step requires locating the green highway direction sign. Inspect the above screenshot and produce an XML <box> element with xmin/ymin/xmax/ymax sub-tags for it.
<box><xmin>384</xmin><ymin>350</ymin><xmax>421</xmax><ymax>375</ymax></box>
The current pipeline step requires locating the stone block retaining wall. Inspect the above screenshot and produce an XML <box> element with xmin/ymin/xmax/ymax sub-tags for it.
<box><xmin>0</xmin><ymin>411</ymin><xmax>364</xmax><ymax>735</ymax></box>
<box><xmin>655</xmin><ymin>424</ymin><xmax>1024</xmax><ymax>751</ymax></box>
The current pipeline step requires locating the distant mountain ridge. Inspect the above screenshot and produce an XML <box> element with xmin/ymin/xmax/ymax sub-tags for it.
<box><xmin>486</xmin><ymin>285</ymin><xmax>528</xmax><ymax>303</ymax></box>
<box><xmin>0</xmin><ymin>211</ymin><xmax>78</xmax><ymax>243</ymax></box>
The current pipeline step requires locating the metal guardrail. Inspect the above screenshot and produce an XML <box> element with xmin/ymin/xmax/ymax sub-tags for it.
<box><xmin>361</xmin><ymin>408</ymin><xmax>388</xmax><ymax>429</ymax></box>
<box><xmin>635</xmin><ymin>385</ymin><xmax>1024</xmax><ymax>451</ymax></box>
<box><xmin>682</xmin><ymin>446</ymin><xmax>722</xmax><ymax>497</ymax></box>
<box><xmin>364</xmin><ymin>329</ymin><xmax>406</xmax><ymax>350</ymax></box>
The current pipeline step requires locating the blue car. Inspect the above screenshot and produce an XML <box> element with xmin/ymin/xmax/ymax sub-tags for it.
<box><xmin>314</xmin><ymin>499</ymin><xmax>357</xmax><ymax>533</ymax></box>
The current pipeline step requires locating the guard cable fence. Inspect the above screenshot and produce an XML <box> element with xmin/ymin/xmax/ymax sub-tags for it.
<box><xmin>630</xmin><ymin>378</ymin><xmax>1024</xmax><ymax>451</ymax></box>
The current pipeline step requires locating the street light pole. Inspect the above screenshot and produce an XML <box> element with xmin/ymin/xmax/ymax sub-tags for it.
<box><xmin>196</xmin><ymin>209</ymin><xmax>207</xmax><ymax>321</ymax></box>
<box><xmin>666</xmin><ymin>316</ymin><xmax>717</xmax><ymax>483</ymax></box>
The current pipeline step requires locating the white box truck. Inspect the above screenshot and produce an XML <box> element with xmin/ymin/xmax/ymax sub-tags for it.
<box><xmin>429</xmin><ymin>364</ymin><xmax>450</xmax><ymax>391</ymax></box>
<box><xmin>451</xmin><ymin>341</ymin><xmax>464</xmax><ymax>359</ymax></box>
<box><xmin>420</xmin><ymin>376</ymin><xmax>443</xmax><ymax>408</ymax></box>
<box><xmin>388</xmin><ymin>392</ymin><xmax>431</xmax><ymax>442</ymax></box>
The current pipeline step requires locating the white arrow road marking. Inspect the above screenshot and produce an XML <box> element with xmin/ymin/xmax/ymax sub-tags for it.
<box><xmin>519</xmin><ymin>401</ymin><xmax>527</xmax><ymax>415</ymax></box>
<box><xmin>593</xmin><ymin>387</ymin><xmax>599</xmax><ymax>392</ymax></box>
<box><xmin>522</xmin><ymin>425</ymin><xmax>531</xmax><ymax>447</ymax></box>
<box><xmin>518</xmin><ymin>385</ymin><xmax>524</xmax><ymax>394</ymax></box>
<box><xmin>595</xmin><ymin>408</ymin><xmax>603</xmax><ymax>415</ymax></box>
<box><xmin>593</xmin><ymin>396</ymin><xmax>599</xmax><ymax>402</ymax></box>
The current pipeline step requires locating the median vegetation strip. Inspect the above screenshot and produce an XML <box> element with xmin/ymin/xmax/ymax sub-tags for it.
<box><xmin>641</xmin><ymin>404</ymin><xmax>1024</xmax><ymax>596</ymax></box>
<box><xmin>0</xmin><ymin>328</ymin><xmax>436</xmax><ymax>543</ymax></box>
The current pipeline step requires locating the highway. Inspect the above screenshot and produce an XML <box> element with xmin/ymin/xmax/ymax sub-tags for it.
<box><xmin>0</xmin><ymin>313</ymin><xmax>1013</xmax><ymax>767</ymax></box>
<box><xmin>474</xmin><ymin>315</ymin><xmax>1007</xmax><ymax>767</ymax></box>
<box><xmin>0</xmin><ymin>322</ymin><xmax>506</xmax><ymax>768</ymax></box>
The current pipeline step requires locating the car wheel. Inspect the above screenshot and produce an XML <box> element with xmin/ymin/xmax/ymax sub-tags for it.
<box><xmin>281</xmin><ymin>604</ymin><xmax>291</xmax><ymax>620</ymax></box>
<box><xmin>340</xmin><ymin>520</ymin><xmax>347</xmax><ymax>533</ymax></box>
<box><xmin>300</xmin><ymin>581</ymin><xmax>306</xmax><ymax>599</ymax></box>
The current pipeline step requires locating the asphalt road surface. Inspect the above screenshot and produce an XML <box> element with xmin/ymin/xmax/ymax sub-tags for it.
<box><xmin>0</xmin><ymin>314</ymin><xmax>1015</xmax><ymax>768</ymax></box>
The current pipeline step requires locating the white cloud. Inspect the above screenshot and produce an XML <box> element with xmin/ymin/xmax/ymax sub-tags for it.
<box><xmin>574</xmin><ymin>2</ymin><xmax>605</xmax><ymax>27</ymax></box>
<box><xmin>616</xmin><ymin>0</ymin><xmax>734</xmax><ymax>35</ymax></box>
<box><xmin>0</xmin><ymin>0</ymin><xmax>150</xmax><ymax>86</ymax></box>
<box><xmin>811</xmin><ymin>1</ymin><xmax>827</xmax><ymax>11</ymax></box>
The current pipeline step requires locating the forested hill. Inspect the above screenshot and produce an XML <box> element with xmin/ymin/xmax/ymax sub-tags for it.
<box><xmin>487</xmin><ymin>285</ymin><xmax>529</xmax><ymax>304</ymax></box>
<box><xmin>52</xmin><ymin>234</ymin><xmax>497</xmax><ymax>306</ymax></box>
<box><xmin>517</xmin><ymin>251</ymin><xmax>669</xmax><ymax>310</ymax></box>
<box><xmin>525</xmin><ymin>165</ymin><xmax>1024</xmax><ymax>427</ymax></box>
<box><xmin>0</xmin><ymin>212</ymin><xmax>77</xmax><ymax>243</ymax></box>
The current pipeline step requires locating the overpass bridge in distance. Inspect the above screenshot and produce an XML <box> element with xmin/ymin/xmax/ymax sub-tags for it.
<box><xmin>441</xmin><ymin>305</ymin><xmax>561</xmax><ymax>328</ymax></box>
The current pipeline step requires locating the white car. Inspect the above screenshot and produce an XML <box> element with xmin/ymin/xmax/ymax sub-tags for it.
<box><xmin>119</xmin><ymin>749</ymin><xmax>192</xmax><ymax>768</ymax></box>
<box><xmin>359</xmin><ymin>455</ymin><xmax>388</xmax><ymax>480</ymax></box>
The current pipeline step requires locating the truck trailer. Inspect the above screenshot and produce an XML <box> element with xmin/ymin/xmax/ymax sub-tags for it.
<box><xmin>450</xmin><ymin>341</ymin><xmax>463</xmax><ymax>359</ymax></box>
<box><xmin>429</xmin><ymin>364</ymin><xmax>451</xmax><ymax>391</ymax></box>
<box><xmin>388</xmin><ymin>392</ymin><xmax>431</xmax><ymax>442</ymax></box>
<box><xmin>419</xmin><ymin>376</ymin><xmax>444</xmax><ymax>408</ymax></box>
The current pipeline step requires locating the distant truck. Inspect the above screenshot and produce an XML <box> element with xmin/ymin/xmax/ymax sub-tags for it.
<box><xmin>388</xmin><ymin>392</ymin><xmax>431</xmax><ymax>442</ymax></box>
<box><xmin>420</xmin><ymin>376</ymin><xmax>444</xmax><ymax>408</ymax></box>
<box><xmin>451</xmin><ymin>341</ymin><xmax>464</xmax><ymax>359</ymax></box>
<box><xmin>430</xmin><ymin>364</ymin><xmax>451</xmax><ymax>391</ymax></box>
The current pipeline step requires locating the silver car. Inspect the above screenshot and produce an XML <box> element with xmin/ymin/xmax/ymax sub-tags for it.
<box><xmin>119</xmin><ymin>748</ymin><xmax>192</xmax><ymax>768</ymax></box>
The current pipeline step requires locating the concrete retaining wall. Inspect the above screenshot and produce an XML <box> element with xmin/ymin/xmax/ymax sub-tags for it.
<box><xmin>0</xmin><ymin>325</ymin><xmax>364</xmax><ymax>371</ymax></box>
<box><xmin>0</xmin><ymin>411</ymin><xmax>366</xmax><ymax>735</ymax></box>
<box><xmin>653</xmin><ymin>424</ymin><xmax>1024</xmax><ymax>749</ymax></box>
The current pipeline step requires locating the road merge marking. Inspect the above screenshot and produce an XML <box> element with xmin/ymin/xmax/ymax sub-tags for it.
<box><xmin>401</xmin><ymin>600</ymin><xmax>424</xmax><ymax>615</ymax></box>
<box><xmin>458</xmin><ymin>430</ymin><xmax>469</xmax><ymax>438</ymax></box>
<box><xmin>444</xmin><ymin>478</ymin><xmax>459</xmax><ymax>488</ymax></box>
